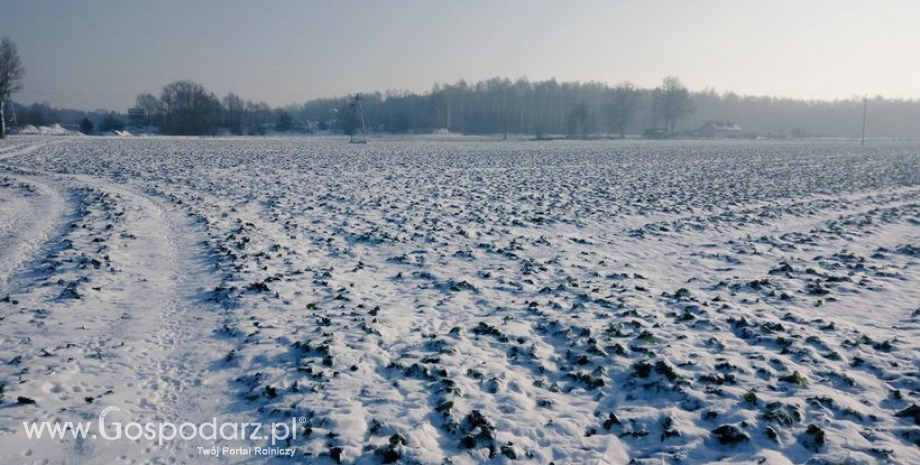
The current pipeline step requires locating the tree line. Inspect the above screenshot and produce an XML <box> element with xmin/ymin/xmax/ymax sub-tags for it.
<box><xmin>129</xmin><ymin>81</ymin><xmax>282</xmax><ymax>136</ymax></box>
<box><xmin>295</xmin><ymin>77</ymin><xmax>694</xmax><ymax>139</ymax></box>
<box><xmin>9</xmin><ymin>76</ymin><xmax>920</xmax><ymax>139</ymax></box>
<box><xmin>292</xmin><ymin>77</ymin><xmax>920</xmax><ymax>139</ymax></box>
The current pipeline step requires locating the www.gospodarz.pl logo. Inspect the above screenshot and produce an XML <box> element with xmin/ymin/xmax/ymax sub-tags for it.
<box><xmin>23</xmin><ymin>406</ymin><xmax>302</xmax><ymax>448</ymax></box>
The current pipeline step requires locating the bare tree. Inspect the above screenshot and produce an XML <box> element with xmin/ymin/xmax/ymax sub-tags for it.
<box><xmin>243</xmin><ymin>100</ymin><xmax>272</xmax><ymax>135</ymax></box>
<box><xmin>135</xmin><ymin>93</ymin><xmax>159</xmax><ymax>128</ymax></box>
<box><xmin>566</xmin><ymin>102</ymin><xmax>591</xmax><ymax>139</ymax></box>
<box><xmin>654</xmin><ymin>76</ymin><xmax>693</xmax><ymax>135</ymax></box>
<box><xmin>222</xmin><ymin>93</ymin><xmax>245</xmax><ymax>135</ymax></box>
<box><xmin>609</xmin><ymin>81</ymin><xmax>640</xmax><ymax>138</ymax></box>
<box><xmin>0</xmin><ymin>37</ymin><xmax>26</xmax><ymax>139</ymax></box>
<box><xmin>159</xmin><ymin>80</ymin><xmax>222</xmax><ymax>135</ymax></box>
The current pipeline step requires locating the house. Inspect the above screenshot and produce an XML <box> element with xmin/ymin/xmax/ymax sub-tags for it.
<box><xmin>642</xmin><ymin>128</ymin><xmax>667</xmax><ymax>139</ymax></box>
<box><xmin>127</xmin><ymin>108</ymin><xmax>148</xmax><ymax>126</ymax></box>
<box><xmin>698</xmin><ymin>121</ymin><xmax>743</xmax><ymax>139</ymax></box>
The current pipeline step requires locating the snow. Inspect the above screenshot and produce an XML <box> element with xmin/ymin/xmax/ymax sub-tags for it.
<box><xmin>0</xmin><ymin>136</ymin><xmax>918</xmax><ymax>464</ymax></box>
<box><xmin>15</xmin><ymin>124</ymin><xmax>82</xmax><ymax>136</ymax></box>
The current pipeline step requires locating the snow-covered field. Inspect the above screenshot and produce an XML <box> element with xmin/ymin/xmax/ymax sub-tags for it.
<box><xmin>0</xmin><ymin>136</ymin><xmax>918</xmax><ymax>465</ymax></box>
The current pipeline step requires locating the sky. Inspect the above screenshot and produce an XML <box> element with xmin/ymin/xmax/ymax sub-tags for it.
<box><xmin>1</xmin><ymin>0</ymin><xmax>918</xmax><ymax>110</ymax></box>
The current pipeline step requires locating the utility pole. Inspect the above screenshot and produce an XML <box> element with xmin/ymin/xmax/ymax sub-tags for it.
<box><xmin>861</xmin><ymin>96</ymin><xmax>867</xmax><ymax>147</ymax></box>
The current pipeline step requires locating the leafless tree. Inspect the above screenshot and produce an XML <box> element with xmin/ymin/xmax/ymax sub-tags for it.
<box><xmin>609</xmin><ymin>81</ymin><xmax>640</xmax><ymax>138</ymax></box>
<box><xmin>135</xmin><ymin>93</ymin><xmax>159</xmax><ymax>128</ymax></box>
<box><xmin>243</xmin><ymin>100</ymin><xmax>272</xmax><ymax>135</ymax></box>
<box><xmin>159</xmin><ymin>80</ymin><xmax>222</xmax><ymax>135</ymax></box>
<box><xmin>222</xmin><ymin>93</ymin><xmax>245</xmax><ymax>135</ymax></box>
<box><xmin>654</xmin><ymin>76</ymin><xmax>693</xmax><ymax>135</ymax></box>
<box><xmin>566</xmin><ymin>102</ymin><xmax>591</xmax><ymax>139</ymax></box>
<box><xmin>0</xmin><ymin>37</ymin><xmax>26</xmax><ymax>138</ymax></box>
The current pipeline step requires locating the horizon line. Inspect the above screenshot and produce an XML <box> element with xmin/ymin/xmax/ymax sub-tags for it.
<box><xmin>11</xmin><ymin>75</ymin><xmax>916</xmax><ymax>113</ymax></box>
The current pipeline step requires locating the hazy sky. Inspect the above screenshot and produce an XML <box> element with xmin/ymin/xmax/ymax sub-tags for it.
<box><xmin>2</xmin><ymin>1</ymin><xmax>918</xmax><ymax>110</ymax></box>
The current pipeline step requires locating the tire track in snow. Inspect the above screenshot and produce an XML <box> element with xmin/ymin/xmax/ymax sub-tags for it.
<box><xmin>0</xmin><ymin>139</ymin><xmax>57</xmax><ymax>161</ymax></box>
<box><xmin>0</xmin><ymin>162</ymin><xmax>234</xmax><ymax>464</ymax></box>
<box><xmin>0</xmin><ymin>141</ymin><xmax>73</xmax><ymax>291</ymax></box>
<box><xmin>58</xmin><ymin>174</ymin><xmax>236</xmax><ymax>464</ymax></box>
<box><xmin>0</xmin><ymin>174</ymin><xmax>70</xmax><ymax>294</ymax></box>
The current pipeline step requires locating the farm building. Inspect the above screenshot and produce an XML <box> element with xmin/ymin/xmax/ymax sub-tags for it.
<box><xmin>698</xmin><ymin>121</ymin><xmax>743</xmax><ymax>138</ymax></box>
<box><xmin>127</xmin><ymin>108</ymin><xmax>148</xmax><ymax>126</ymax></box>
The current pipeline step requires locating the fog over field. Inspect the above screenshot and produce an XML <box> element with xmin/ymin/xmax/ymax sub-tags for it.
<box><xmin>1</xmin><ymin>1</ymin><xmax>919</xmax><ymax>465</ymax></box>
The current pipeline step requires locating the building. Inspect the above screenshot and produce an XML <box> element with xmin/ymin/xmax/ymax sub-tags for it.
<box><xmin>642</xmin><ymin>128</ymin><xmax>667</xmax><ymax>139</ymax></box>
<box><xmin>698</xmin><ymin>121</ymin><xmax>743</xmax><ymax>139</ymax></box>
<box><xmin>127</xmin><ymin>108</ymin><xmax>147</xmax><ymax>126</ymax></box>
